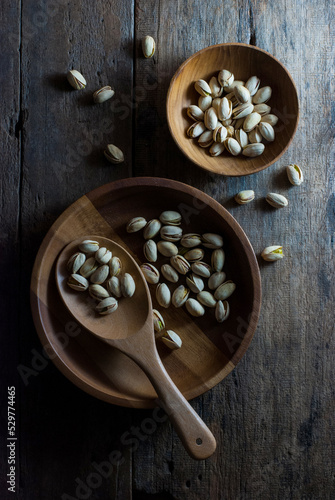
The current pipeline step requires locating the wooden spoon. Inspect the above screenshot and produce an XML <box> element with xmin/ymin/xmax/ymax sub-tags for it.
<box><xmin>56</xmin><ymin>235</ymin><xmax>216</xmax><ymax>460</ymax></box>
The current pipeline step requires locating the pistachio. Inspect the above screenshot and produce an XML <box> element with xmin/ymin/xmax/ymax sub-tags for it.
<box><xmin>140</xmin><ymin>263</ymin><xmax>160</xmax><ymax>284</ymax></box>
<box><xmin>90</xmin><ymin>265</ymin><xmax>109</xmax><ymax>284</ymax></box>
<box><xmin>187</xmin><ymin>105</ymin><xmax>204</xmax><ymax>122</ymax></box>
<box><xmin>202</xmin><ymin>233</ymin><xmax>223</xmax><ymax>249</ymax></box>
<box><xmin>286</xmin><ymin>164</ymin><xmax>303</xmax><ymax>186</ymax></box>
<box><xmin>121</xmin><ymin>273</ymin><xmax>136</xmax><ymax>298</ymax></box>
<box><xmin>80</xmin><ymin>257</ymin><xmax>98</xmax><ymax>278</ymax></box>
<box><xmin>185</xmin><ymin>298</ymin><xmax>205</xmax><ymax>317</ymax></box>
<box><xmin>96</xmin><ymin>297</ymin><xmax>118</xmax><ymax>315</ymax></box>
<box><xmin>157</xmin><ymin>241</ymin><xmax>178</xmax><ymax>257</ymax></box>
<box><xmin>209</xmin><ymin>142</ymin><xmax>225</xmax><ymax>157</ymax></box>
<box><xmin>143</xmin><ymin>219</ymin><xmax>161</xmax><ymax>240</ymax></box>
<box><xmin>126</xmin><ymin>217</ymin><xmax>147</xmax><ymax>233</ymax></box>
<box><xmin>253</xmin><ymin>86</ymin><xmax>272</xmax><ymax>104</ymax></box>
<box><xmin>253</xmin><ymin>103</ymin><xmax>271</xmax><ymax>116</ymax></box>
<box><xmin>234</xmin><ymin>85</ymin><xmax>251</xmax><ymax>104</ymax></box>
<box><xmin>218</xmin><ymin>70</ymin><xmax>234</xmax><ymax>88</ymax></box>
<box><xmin>224</xmin><ymin>92</ymin><xmax>238</xmax><ymax>107</ymax></box>
<box><xmin>243</xmin><ymin>112</ymin><xmax>262</xmax><ymax>133</ymax></box>
<box><xmin>212</xmin><ymin>97</ymin><xmax>221</xmax><ymax>114</ymax></box>
<box><xmin>209</xmin><ymin>76</ymin><xmax>223</xmax><ymax>98</ymax></box>
<box><xmin>214</xmin><ymin>280</ymin><xmax>236</xmax><ymax>300</ymax></box>
<box><xmin>215</xmin><ymin>300</ymin><xmax>230</xmax><ymax>322</ymax></box>
<box><xmin>143</xmin><ymin>240</ymin><xmax>157</xmax><ymax>263</ymax></box>
<box><xmin>198</xmin><ymin>95</ymin><xmax>212</xmax><ymax>111</ymax></box>
<box><xmin>142</xmin><ymin>35</ymin><xmax>155</xmax><ymax>58</ymax></box>
<box><xmin>160</xmin><ymin>225</ymin><xmax>182</xmax><ymax>242</ymax></box>
<box><xmin>67</xmin><ymin>274</ymin><xmax>89</xmax><ymax>291</ymax></box>
<box><xmin>235</xmin><ymin>190</ymin><xmax>255</xmax><ymax>205</ymax></box>
<box><xmin>213</xmin><ymin>125</ymin><xmax>228</xmax><ymax>143</ymax></box>
<box><xmin>107</xmin><ymin>276</ymin><xmax>122</xmax><ymax>298</ymax></box>
<box><xmin>93</xmin><ymin>86</ymin><xmax>115</xmax><ymax>104</ymax></box>
<box><xmin>218</xmin><ymin>97</ymin><xmax>233</xmax><ymax>121</ymax></box>
<box><xmin>191</xmin><ymin>261</ymin><xmax>211</xmax><ymax>278</ymax></box>
<box><xmin>242</xmin><ymin>143</ymin><xmax>265</xmax><ymax>157</ymax></box>
<box><xmin>156</xmin><ymin>283</ymin><xmax>171</xmax><ymax>308</ymax></box>
<box><xmin>161</xmin><ymin>330</ymin><xmax>182</xmax><ymax>350</ymax></box>
<box><xmin>95</xmin><ymin>247</ymin><xmax>112</xmax><ymax>265</ymax></box>
<box><xmin>233</xmin><ymin>102</ymin><xmax>254</xmax><ymax>119</ymax></box>
<box><xmin>261</xmin><ymin>114</ymin><xmax>278</xmax><ymax>126</ymax></box>
<box><xmin>89</xmin><ymin>284</ymin><xmax>110</xmax><ymax>301</ymax></box>
<box><xmin>67</xmin><ymin>69</ymin><xmax>86</xmax><ymax>90</ymax></box>
<box><xmin>180</xmin><ymin>233</ymin><xmax>202</xmax><ymax>248</ymax></box>
<box><xmin>184</xmin><ymin>248</ymin><xmax>205</xmax><ymax>262</ymax></box>
<box><xmin>172</xmin><ymin>285</ymin><xmax>190</xmax><ymax>308</ymax></box>
<box><xmin>245</xmin><ymin>76</ymin><xmax>260</xmax><ymax>96</ymax></box>
<box><xmin>208</xmin><ymin>271</ymin><xmax>226</xmax><ymax>290</ymax></box>
<box><xmin>104</xmin><ymin>144</ymin><xmax>124</xmax><ymax>164</ymax></box>
<box><xmin>211</xmin><ymin>249</ymin><xmax>225</xmax><ymax>272</ymax></box>
<box><xmin>185</xmin><ymin>274</ymin><xmax>204</xmax><ymax>293</ymax></box>
<box><xmin>161</xmin><ymin>264</ymin><xmax>179</xmax><ymax>283</ymax></box>
<box><xmin>153</xmin><ymin>309</ymin><xmax>165</xmax><ymax>332</ymax></box>
<box><xmin>79</xmin><ymin>240</ymin><xmax>99</xmax><ymax>253</ymax></box>
<box><xmin>197</xmin><ymin>291</ymin><xmax>217</xmax><ymax>308</ymax></box>
<box><xmin>225</xmin><ymin>80</ymin><xmax>245</xmax><ymax>92</ymax></box>
<box><xmin>170</xmin><ymin>255</ymin><xmax>190</xmax><ymax>275</ymax></box>
<box><xmin>266</xmin><ymin>193</ymin><xmax>288</xmax><ymax>208</ymax></box>
<box><xmin>187</xmin><ymin>121</ymin><xmax>206</xmax><ymax>138</ymax></box>
<box><xmin>204</xmin><ymin>107</ymin><xmax>218</xmax><ymax>130</ymax></box>
<box><xmin>198</xmin><ymin>130</ymin><xmax>214</xmax><ymax>148</ymax></box>
<box><xmin>258</xmin><ymin>122</ymin><xmax>275</xmax><ymax>142</ymax></box>
<box><xmin>67</xmin><ymin>252</ymin><xmax>86</xmax><ymax>274</ymax></box>
<box><xmin>159</xmin><ymin>210</ymin><xmax>182</xmax><ymax>226</ymax></box>
<box><xmin>225</xmin><ymin>137</ymin><xmax>242</xmax><ymax>156</ymax></box>
<box><xmin>248</xmin><ymin>126</ymin><xmax>263</xmax><ymax>144</ymax></box>
<box><xmin>235</xmin><ymin>129</ymin><xmax>248</xmax><ymax>148</ymax></box>
<box><xmin>261</xmin><ymin>246</ymin><xmax>284</xmax><ymax>262</ymax></box>
<box><xmin>109</xmin><ymin>257</ymin><xmax>122</xmax><ymax>277</ymax></box>
<box><xmin>194</xmin><ymin>79</ymin><xmax>212</xmax><ymax>97</ymax></box>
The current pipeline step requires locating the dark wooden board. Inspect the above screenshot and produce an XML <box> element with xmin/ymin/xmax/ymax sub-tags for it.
<box><xmin>1</xmin><ymin>0</ymin><xmax>335</xmax><ymax>498</ymax></box>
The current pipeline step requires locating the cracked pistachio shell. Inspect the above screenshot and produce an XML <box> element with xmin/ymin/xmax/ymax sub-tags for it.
<box><xmin>159</xmin><ymin>210</ymin><xmax>182</xmax><ymax>226</ymax></box>
<box><xmin>107</xmin><ymin>276</ymin><xmax>122</xmax><ymax>298</ymax></box>
<box><xmin>104</xmin><ymin>144</ymin><xmax>124</xmax><ymax>164</ymax></box>
<box><xmin>95</xmin><ymin>247</ymin><xmax>112</xmax><ymax>265</ymax></box>
<box><xmin>121</xmin><ymin>273</ymin><xmax>136</xmax><ymax>298</ymax></box>
<box><xmin>242</xmin><ymin>143</ymin><xmax>265</xmax><ymax>157</ymax></box>
<box><xmin>218</xmin><ymin>97</ymin><xmax>233</xmax><ymax>121</ymax></box>
<box><xmin>235</xmin><ymin>190</ymin><xmax>255</xmax><ymax>205</ymax></box>
<box><xmin>89</xmin><ymin>284</ymin><xmax>110</xmax><ymax>301</ymax></box>
<box><xmin>198</xmin><ymin>130</ymin><xmax>214</xmax><ymax>148</ymax></box>
<box><xmin>172</xmin><ymin>285</ymin><xmax>190</xmax><ymax>308</ymax></box>
<box><xmin>160</xmin><ymin>225</ymin><xmax>182</xmax><ymax>242</ymax></box>
<box><xmin>253</xmin><ymin>86</ymin><xmax>272</xmax><ymax>104</ymax></box>
<box><xmin>109</xmin><ymin>257</ymin><xmax>122</xmax><ymax>277</ymax></box>
<box><xmin>140</xmin><ymin>263</ymin><xmax>160</xmax><ymax>284</ymax></box>
<box><xmin>67</xmin><ymin>252</ymin><xmax>86</xmax><ymax>274</ymax></box>
<box><xmin>248</xmin><ymin>126</ymin><xmax>263</xmax><ymax>144</ymax></box>
<box><xmin>211</xmin><ymin>249</ymin><xmax>225</xmax><ymax>272</ymax></box>
<box><xmin>67</xmin><ymin>274</ymin><xmax>89</xmax><ymax>291</ymax></box>
<box><xmin>186</xmin><ymin>274</ymin><xmax>204</xmax><ymax>294</ymax></box>
<box><xmin>93</xmin><ymin>86</ymin><xmax>115</xmax><ymax>104</ymax></box>
<box><xmin>258</xmin><ymin>122</ymin><xmax>275</xmax><ymax>142</ymax></box>
<box><xmin>261</xmin><ymin>114</ymin><xmax>278</xmax><ymax>126</ymax></box>
<box><xmin>126</xmin><ymin>217</ymin><xmax>147</xmax><ymax>233</ymax></box>
<box><xmin>253</xmin><ymin>103</ymin><xmax>271</xmax><ymax>116</ymax></box>
<box><xmin>234</xmin><ymin>85</ymin><xmax>251</xmax><ymax>104</ymax></box>
<box><xmin>184</xmin><ymin>248</ymin><xmax>205</xmax><ymax>262</ymax></box>
<box><xmin>209</xmin><ymin>76</ymin><xmax>223</xmax><ymax>98</ymax></box>
<box><xmin>162</xmin><ymin>330</ymin><xmax>182</xmax><ymax>350</ymax></box>
<box><xmin>218</xmin><ymin>70</ymin><xmax>234</xmax><ymax>88</ymax></box>
<box><xmin>208</xmin><ymin>271</ymin><xmax>226</xmax><ymax>290</ymax></box>
<box><xmin>215</xmin><ymin>300</ymin><xmax>230</xmax><ymax>322</ymax></box>
<box><xmin>156</xmin><ymin>283</ymin><xmax>171</xmax><ymax>308</ymax></box>
<box><xmin>142</xmin><ymin>35</ymin><xmax>155</xmax><ymax>58</ymax></box>
<box><xmin>157</xmin><ymin>241</ymin><xmax>178</xmax><ymax>257</ymax></box>
<box><xmin>266</xmin><ymin>193</ymin><xmax>288</xmax><ymax>208</ymax></box>
<box><xmin>90</xmin><ymin>265</ymin><xmax>109</xmax><ymax>284</ymax></box>
<box><xmin>79</xmin><ymin>240</ymin><xmax>99</xmax><ymax>253</ymax></box>
<box><xmin>181</xmin><ymin>233</ymin><xmax>202</xmax><ymax>248</ymax></box>
<box><xmin>202</xmin><ymin>233</ymin><xmax>223</xmax><ymax>249</ymax></box>
<box><xmin>185</xmin><ymin>298</ymin><xmax>205</xmax><ymax>317</ymax></box>
<box><xmin>235</xmin><ymin>129</ymin><xmax>248</xmax><ymax>148</ymax></box>
<box><xmin>96</xmin><ymin>297</ymin><xmax>118</xmax><ymax>315</ymax></box>
<box><xmin>286</xmin><ymin>164</ymin><xmax>303</xmax><ymax>186</ymax></box>
<box><xmin>170</xmin><ymin>255</ymin><xmax>190</xmax><ymax>275</ymax></box>
<box><xmin>187</xmin><ymin>121</ymin><xmax>206</xmax><ymax>138</ymax></box>
<box><xmin>245</xmin><ymin>76</ymin><xmax>260</xmax><ymax>96</ymax></box>
<box><xmin>198</xmin><ymin>95</ymin><xmax>212</xmax><ymax>111</ymax></box>
<box><xmin>233</xmin><ymin>102</ymin><xmax>254</xmax><ymax>119</ymax></box>
<box><xmin>194</xmin><ymin>79</ymin><xmax>212</xmax><ymax>97</ymax></box>
<box><xmin>261</xmin><ymin>246</ymin><xmax>284</xmax><ymax>261</ymax></box>
<box><xmin>213</xmin><ymin>124</ymin><xmax>227</xmax><ymax>143</ymax></box>
<box><xmin>80</xmin><ymin>257</ymin><xmax>98</xmax><ymax>278</ymax></box>
<box><xmin>209</xmin><ymin>142</ymin><xmax>225</xmax><ymax>157</ymax></box>
<box><xmin>187</xmin><ymin>105</ymin><xmax>204</xmax><ymax>122</ymax></box>
<box><xmin>204</xmin><ymin>107</ymin><xmax>218</xmax><ymax>130</ymax></box>
<box><xmin>243</xmin><ymin>112</ymin><xmax>262</xmax><ymax>133</ymax></box>
<box><xmin>161</xmin><ymin>264</ymin><xmax>179</xmax><ymax>283</ymax></box>
<box><xmin>191</xmin><ymin>261</ymin><xmax>211</xmax><ymax>278</ymax></box>
<box><xmin>225</xmin><ymin>137</ymin><xmax>242</xmax><ymax>156</ymax></box>
<box><xmin>67</xmin><ymin>69</ymin><xmax>86</xmax><ymax>89</ymax></box>
<box><xmin>143</xmin><ymin>219</ymin><xmax>161</xmax><ymax>240</ymax></box>
<box><xmin>153</xmin><ymin>309</ymin><xmax>165</xmax><ymax>332</ymax></box>
<box><xmin>197</xmin><ymin>291</ymin><xmax>217</xmax><ymax>308</ymax></box>
<box><xmin>214</xmin><ymin>280</ymin><xmax>236</xmax><ymax>301</ymax></box>
<box><xmin>143</xmin><ymin>240</ymin><xmax>157</xmax><ymax>263</ymax></box>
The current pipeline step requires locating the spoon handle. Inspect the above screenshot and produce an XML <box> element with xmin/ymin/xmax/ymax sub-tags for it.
<box><xmin>117</xmin><ymin>337</ymin><xmax>217</xmax><ymax>460</ymax></box>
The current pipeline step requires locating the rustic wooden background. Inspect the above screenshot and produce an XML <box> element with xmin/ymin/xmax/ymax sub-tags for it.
<box><xmin>1</xmin><ymin>0</ymin><xmax>334</xmax><ymax>498</ymax></box>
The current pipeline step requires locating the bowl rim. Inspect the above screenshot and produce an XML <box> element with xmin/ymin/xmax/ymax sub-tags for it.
<box><xmin>166</xmin><ymin>42</ymin><xmax>300</xmax><ymax>177</ymax></box>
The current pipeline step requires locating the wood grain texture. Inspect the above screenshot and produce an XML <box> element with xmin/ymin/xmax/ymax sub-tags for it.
<box><xmin>0</xmin><ymin>0</ymin><xmax>334</xmax><ymax>498</ymax></box>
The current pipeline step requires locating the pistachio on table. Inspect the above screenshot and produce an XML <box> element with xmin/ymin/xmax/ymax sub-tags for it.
<box><xmin>104</xmin><ymin>144</ymin><xmax>124</xmax><ymax>164</ymax></box>
<box><xmin>67</xmin><ymin>69</ymin><xmax>86</xmax><ymax>90</ymax></box>
<box><xmin>161</xmin><ymin>330</ymin><xmax>182</xmax><ymax>350</ymax></box>
<box><xmin>261</xmin><ymin>246</ymin><xmax>284</xmax><ymax>261</ymax></box>
<box><xmin>156</xmin><ymin>283</ymin><xmax>171</xmax><ymax>308</ymax></box>
<box><xmin>191</xmin><ymin>261</ymin><xmax>211</xmax><ymax>278</ymax></box>
<box><xmin>142</xmin><ymin>35</ymin><xmax>155</xmax><ymax>58</ymax></box>
<box><xmin>185</xmin><ymin>298</ymin><xmax>205</xmax><ymax>317</ymax></box>
<box><xmin>161</xmin><ymin>264</ymin><xmax>179</xmax><ymax>283</ymax></box>
<box><xmin>172</xmin><ymin>285</ymin><xmax>190</xmax><ymax>308</ymax></box>
<box><xmin>170</xmin><ymin>255</ymin><xmax>190</xmax><ymax>275</ymax></box>
<box><xmin>93</xmin><ymin>86</ymin><xmax>115</xmax><ymax>104</ymax></box>
<box><xmin>186</xmin><ymin>274</ymin><xmax>204</xmax><ymax>294</ymax></box>
<box><xmin>197</xmin><ymin>291</ymin><xmax>217</xmax><ymax>308</ymax></box>
<box><xmin>126</xmin><ymin>217</ymin><xmax>147</xmax><ymax>233</ymax></box>
<box><xmin>153</xmin><ymin>309</ymin><xmax>165</xmax><ymax>332</ymax></box>
<box><xmin>140</xmin><ymin>263</ymin><xmax>160</xmax><ymax>284</ymax></box>
<box><xmin>143</xmin><ymin>240</ymin><xmax>157</xmax><ymax>262</ymax></box>
<box><xmin>143</xmin><ymin>219</ymin><xmax>161</xmax><ymax>240</ymax></box>
<box><xmin>266</xmin><ymin>193</ymin><xmax>288</xmax><ymax>208</ymax></box>
<box><xmin>235</xmin><ymin>190</ymin><xmax>255</xmax><ymax>205</ymax></box>
<box><xmin>286</xmin><ymin>164</ymin><xmax>303</xmax><ymax>185</ymax></box>
<box><xmin>157</xmin><ymin>241</ymin><xmax>178</xmax><ymax>257</ymax></box>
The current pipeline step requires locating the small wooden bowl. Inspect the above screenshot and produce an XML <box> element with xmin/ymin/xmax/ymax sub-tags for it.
<box><xmin>167</xmin><ymin>43</ymin><xmax>299</xmax><ymax>176</ymax></box>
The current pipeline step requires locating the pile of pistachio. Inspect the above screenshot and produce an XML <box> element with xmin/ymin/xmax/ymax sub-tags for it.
<box><xmin>66</xmin><ymin>240</ymin><xmax>135</xmax><ymax>315</ymax></box>
<box><xmin>187</xmin><ymin>70</ymin><xmax>278</xmax><ymax>158</ymax></box>
<box><xmin>126</xmin><ymin>211</ymin><xmax>236</xmax><ymax>350</ymax></box>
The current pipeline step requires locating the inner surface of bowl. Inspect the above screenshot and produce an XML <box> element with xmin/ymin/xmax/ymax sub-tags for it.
<box><xmin>167</xmin><ymin>43</ymin><xmax>299</xmax><ymax>176</ymax></box>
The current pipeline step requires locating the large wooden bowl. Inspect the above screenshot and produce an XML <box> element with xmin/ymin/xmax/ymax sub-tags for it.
<box><xmin>31</xmin><ymin>178</ymin><xmax>261</xmax><ymax>408</ymax></box>
<box><xmin>167</xmin><ymin>43</ymin><xmax>299</xmax><ymax>176</ymax></box>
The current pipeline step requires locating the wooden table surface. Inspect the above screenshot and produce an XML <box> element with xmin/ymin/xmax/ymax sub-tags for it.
<box><xmin>1</xmin><ymin>0</ymin><xmax>334</xmax><ymax>499</ymax></box>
